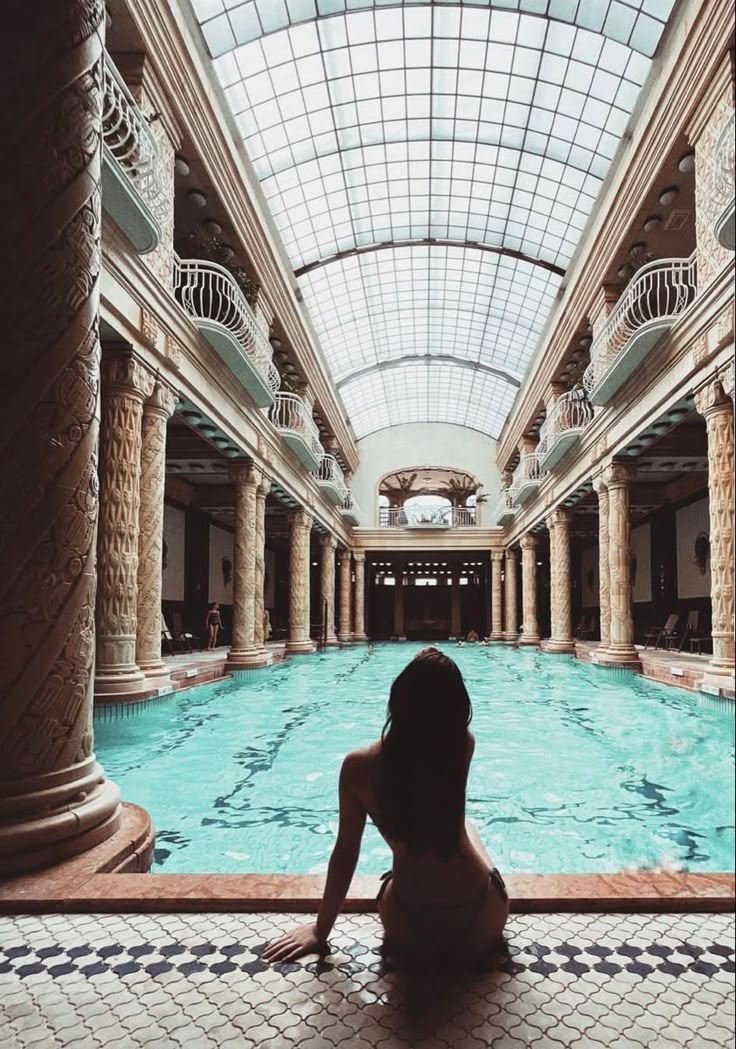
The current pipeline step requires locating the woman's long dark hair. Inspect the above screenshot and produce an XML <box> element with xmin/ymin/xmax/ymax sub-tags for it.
<box><xmin>379</xmin><ymin>648</ymin><xmax>472</xmax><ymax>859</ymax></box>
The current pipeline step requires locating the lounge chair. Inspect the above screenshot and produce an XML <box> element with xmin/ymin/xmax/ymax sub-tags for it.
<box><xmin>643</xmin><ymin>614</ymin><xmax>679</xmax><ymax>650</ymax></box>
<box><xmin>170</xmin><ymin>609</ymin><xmax>201</xmax><ymax>652</ymax></box>
<box><xmin>162</xmin><ymin>621</ymin><xmax>188</xmax><ymax>655</ymax></box>
<box><xmin>678</xmin><ymin>610</ymin><xmax>710</xmax><ymax>653</ymax></box>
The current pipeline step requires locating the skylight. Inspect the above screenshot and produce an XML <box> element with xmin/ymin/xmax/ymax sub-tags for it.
<box><xmin>189</xmin><ymin>1</ymin><xmax>673</xmax><ymax>438</ymax></box>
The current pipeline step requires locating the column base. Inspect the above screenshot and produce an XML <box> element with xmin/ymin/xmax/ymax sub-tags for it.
<box><xmin>542</xmin><ymin>639</ymin><xmax>576</xmax><ymax>654</ymax></box>
<box><xmin>227</xmin><ymin>646</ymin><xmax>271</xmax><ymax>669</ymax></box>
<box><xmin>488</xmin><ymin>632</ymin><xmax>505</xmax><ymax>642</ymax></box>
<box><xmin>593</xmin><ymin>646</ymin><xmax>641</xmax><ymax>669</ymax></box>
<box><xmin>518</xmin><ymin>634</ymin><xmax>540</xmax><ymax>647</ymax></box>
<box><xmin>504</xmin><ymin>634</ymin><xmax>518</xmax><ymax>645</ymax></box>
<box><xmin>285</xmin><ymin>640</ymin><xmax>316</xmax><ymax>655</ymax></box>
<box><xmin>338</xmin><ymin>633</ymin><xmax>353</xmax><ymax>645</ymax></box>
<box><xmin>94</xmin><ymin>666</ymin><xmax>147</xmax><ymax>697</ymax></box>
<box><xmin>700</xmin><ymin>664</ymin><xmax>736</xmax><ymax>698</ymax></box>
<box><xmin>325</xmin><ymin>634</ymin><xmax>339</xmax><ymax>646</ymax></box>
<box><xmin>352</xmin><ymin>634</ymin><xmax>368</xmax><ymax>643</ymax></box>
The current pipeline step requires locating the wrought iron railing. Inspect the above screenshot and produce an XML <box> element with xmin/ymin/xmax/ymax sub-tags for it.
<box><xmin>583</xmin><ymin>254</ymin><xmax>697</xmax><ymax>394</ymax></box>
<box><xmin>269</xmin><ymin>392</ymin><xmax>323</xmax><ymax>459</ymax></box>
<box><xmin>711</xmin><ymin>109</ymin><xmax>735</xmax><ymax>215</ymax></box>
<box><xmin>341</xmin><ymin>490</ymin><xmax>360</xmax><ymax>518</ymax></box>
<box><xmin>102</xmin><ymin>52</ymin><xmax>167</xmax><ymax>224</ymax></box>
<box><xmin>512</xmin><ymin>453</ymin><xmax>543</xmax><ymax>490</ymax></box>
<box><xmin>493</xmin><ymin>487</ymin><xmax>518</xmax><ymax>522</ymax></box>
<box><xmin>173</xmin><ymin>256</ymin><xmax>280</xmax><ymax>393</ymax></box>
<box><xmin>379</xmin><ymin>505</ymin><xmax>476</xmax><ymax>528</ymax></box>
<box><xmin>538</xmin><ymin>390</ymin><xmax>594</xmax><ymax>456</ymax></box>
<box><xmin>316</xmin><ymin>453</ymin><xmax>348</xmax><ymax>502</ymax></box>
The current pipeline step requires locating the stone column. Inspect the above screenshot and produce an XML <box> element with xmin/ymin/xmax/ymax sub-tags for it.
<box><xmin>504</xmin><ymin>548</ymin><xmax>519</xmax><ymax>643</ymax></box>
<box><xmin>253</xmin><ymin>474</ymin><xmax>271</xmax><ymax>661</ymax></box>
<box><xmin>598</xmin><ymin>462</ymin><xmax>640</xmax><ymax>667</ymax></box>
<box><xmin>0</xmin><ymin>0</ymin><xmax>124</xmax><ymax>873</ymax></box>
<box><xmin>593</xmin><ymin>475</ymin><xmax>611</xmax><ymax>652</ymax></box>
<box><xmin>338</xmin><ymin>549</ymin><xmax>353</xmax><ymax>643</ymax></box>
<box><xmin>695</xmin><ymin>379</ymin><xmax>735</xmax><ymax>693</ymax></box>
<box><xmin>136</xmin><ymin>380</ymin><xmax>177</xmax><ymax>678</ymax></box>
<box><xmin>287</xmin><ymin>509</ymin><xmax>314</xmax><ymax>654</ymax></box>
<box><xmin>393</xmin><ymin>574</ymin><xmax>405</xmax><ymax>639</ymax></box>
<box><xmin>547</xmin><ymin>509</ymin><xmax>574</xmax><ymax>653</ymax></box>
<box><xmin>353</xmin><ymin>551</ymin><xmax>368</xmax><ymax>641</ymax></box>
<box><xmin>95</xmin><ymin>352</ymin><xmax>155</xmax><ymax>694</ymax></box>
<box><xmin>519</xmin><ymin>535</ymin><xmax>540</xmax><ymax>645</ymax></box>
<box><xmin>319</xmin><ymin>534</ymin><xmax>339</xmax><ymax>645</ymax></box>
<box><xmin>490</xmin><ymin>551</ymin><xmax>505</xmax><ymax>640</ymax></box>
<box><xmin>227</xmin><ymin>462</ymin><xmax>261</xmax><ymax>667</ymax></box>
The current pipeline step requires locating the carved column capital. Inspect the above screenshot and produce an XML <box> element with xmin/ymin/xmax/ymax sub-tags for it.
<box><xmin>550</xmin><ymin>508</ymin><xmax>573</xmax><ymax>529</ymax></box>
<box><xmin>505</xmin><ymin>547</ymin><xmax>518</xmax><ymax>562</ymax></box>
<box><xmin>520</xmin><ymin>533</ymin><xmax>537</xmax><ymax>550</ymax></box>
<box><xmin>145</xmin><ymin>380</ymin><xmax>178</xmax><ymax>421</ymax></box>
<box><xmin>257</xmin><ymin>474</ymin><xmax>272</xmax><ymax>499</ymax></box>
<box><xmin>102</xmin><ymin>352</ymin><xmax>156</xmax><ymax>402</ymax></box>
<box><xmin>491</xmin><ymin>549</ymin><xmax>505</xmax><ymax>563</ymax></box>
<box><xmin>592</xmin><ymin>473</ymin><xmax>608</xmax><ymax>495</ymax></box>
<box><xmin>353</xmin><ymin>550</ymin><xmax>366</xmax><ymax>564</ymax></box>
<box><xmin>695</xmin><ymin>378</ymin><xmax>732</xmax><ymax>417</ymax></box>
<box><xmin>602</xmin><ymin>461</ymin><xmax>636</xmax><ymax>489</ymax></box>
<box><xmin>289</xmin><ymin>508</ymin><xmax>313</xmax><ymax>532</ymax></box>
<box><xmin>320</xmin><ymin>533</ymin><xmax>338</xmax><ymax>550</ymax></box>
<box><xmin>230</xmin><ymin>460</ymin><xmax>261</xmax><ymax>489</ymax></box>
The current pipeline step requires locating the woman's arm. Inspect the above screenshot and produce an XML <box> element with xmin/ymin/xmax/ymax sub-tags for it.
<box><xmin>263</xmin><ymin>753</ymin><xmax>367</xmax><ymax>962</ymax></box>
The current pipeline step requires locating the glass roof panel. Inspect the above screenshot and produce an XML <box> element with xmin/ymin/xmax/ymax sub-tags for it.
<box><xmin>189</xmin><ymin>0</ymin><xmax>673</xmax><ymax>437</ymax></box>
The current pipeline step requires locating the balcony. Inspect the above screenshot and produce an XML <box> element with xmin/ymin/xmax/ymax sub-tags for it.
<box><xmin>512</xmin><ymin>454</ymin><xmax>543</xmax><ymax>506</ymax></box>
<box><xmin>538</xmin><ymin>390</ymin><xmax>594</xmax><ymax>471</ymax></box>
<box><xmin>379</xmin><ymin>505</ymin><xmax>476</xmax><ymax>529</ymax></box>
<box><xmin>341</xmin><ymin>490</ymin><xmax>361</xmax><ymax>526</ymax></box>
<box><xmin>583</xmin><ymin>254</ymin><xmax>697</xmax><ymax>406</ymax></box>
<box><xmin>712</xmin><ymin>110</ymin><xmax>735</xmax><ymax>250</ymax></box>
<box><xmin>493</xmin><ymin>488</ymin><xmax>517</xmax><ymax>526</ymax></box>
<box><xmin>101</xmin><ymin>53</ymin><xmax>166</xmax><ymax>254</ymax></box>
<box><xmin>316</xmin><ymin>454</ymin><xmax>348</xmax><ymax>507</ymax></box>
<box><xmin>174</xmin><ymin>257</ymin><xmax>280</xmax><ymax>408</ymax></box>
<box><xmin>269</xmin><ymin>393</ymin><xmax>323</xmax><ymax>471</ymax></box>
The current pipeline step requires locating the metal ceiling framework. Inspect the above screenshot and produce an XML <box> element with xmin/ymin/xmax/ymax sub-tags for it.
<box><xmin>190</xmin><ymin>0</ymin><xmax>674</xmax><ymax>438</ymax></box>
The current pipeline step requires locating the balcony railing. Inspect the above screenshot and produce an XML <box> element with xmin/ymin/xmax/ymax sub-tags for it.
<box><xmin>512</xmin><ymin>453</ymin><xmax>544</xmax><ymax>505</ymax></box>
<box><xmin>379</xmin><ymin>505</ymin><xmax>476</xmax><ymax>529</ymax></box>
<box><xmin>315</xmin><ymin>453</ymin><xmax>348</xmax><ymax>506</ymax></box>
<box><xmin>269</xmin><ymin>392</ymin><xmax>323</xmax><ymax>471</ymax></box>
<box><xmin>174</xmin><ymin>256</ymin><xmax>280</xmax><ymax>407</ymax></box>
<box><xmin>538</xmin><ymin>390</ymin><xmax>594</xmax><ymax>470</ymax></box>
<box><xmin>102</xmin><ymin>52</ymin><xmax>166</xmax><ymax>253</ymax></box>
<box><xmin>712</xmin><ymin>109</ymin><xmax>735</xmax><ymax>250</ymax></box>
<box><xmin>341</xmin><ymin>490</ymin><xmax>361</xmax><ymax>526</ymax></box>
<box><xmin>583</xmin><ymin>253</ymin><xmax>697</xmax><ymax>405</ymax></box>
<box><xmin>493</xmin><ymin>488</ymin><xmax>517</xmax><ymax>526</ymax></box>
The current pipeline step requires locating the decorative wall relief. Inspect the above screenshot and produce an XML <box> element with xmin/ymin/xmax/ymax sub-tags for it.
<box><xmin>162</xmin><ymin>503</ymin><xmax>185</xmax><ymax>601</ymax></box>
<box><xmin>676</xmin><ymin>497</ymin><xmax>711</xmax><ymax>598</ymax></box>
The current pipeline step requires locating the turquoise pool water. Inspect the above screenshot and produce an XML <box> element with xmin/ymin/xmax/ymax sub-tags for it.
<box><xmin>94</xmin><ymin>644</ymin><xmax>735</xmax><ymax>875</ymax></box>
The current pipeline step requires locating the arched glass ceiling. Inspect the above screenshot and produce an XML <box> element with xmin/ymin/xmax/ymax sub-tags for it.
<box><xmin>190</xmin><ymin>1</ymin><xmax>674</xmax><ymax>438</ymax></box>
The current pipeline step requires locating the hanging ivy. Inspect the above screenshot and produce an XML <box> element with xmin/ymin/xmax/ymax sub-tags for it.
<box><xmin>180</xmin><ymin>229</ymin><xmax>261</xmax><ymax>307</ymax></box>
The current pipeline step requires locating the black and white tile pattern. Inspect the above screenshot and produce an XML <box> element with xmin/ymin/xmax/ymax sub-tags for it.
<box><xmin>0</xmin><ymin>912</ymin><xmax>733</xmax><ymax>1047</ymax></box>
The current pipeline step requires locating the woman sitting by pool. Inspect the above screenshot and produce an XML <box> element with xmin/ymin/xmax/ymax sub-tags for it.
<box><xmin>264</xmin><ymin>647</ymin><xmax>509</xmax><ymax>966</ymax></box>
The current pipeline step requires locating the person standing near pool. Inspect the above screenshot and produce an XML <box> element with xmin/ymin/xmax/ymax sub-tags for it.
<box><xmin>205</xmin><ymin>602</ymin><xmax>222</xmax><ymax>650</ymax></box>
<box><xmin>264</xmin><ymin>647</ymin><xmax>509</xmax><ymax>965</ymax></box>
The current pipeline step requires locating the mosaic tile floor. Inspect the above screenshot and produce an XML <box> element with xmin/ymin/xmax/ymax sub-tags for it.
<box><xmin>0</xmin><ymin>912</ymin><xmax>733</xmax><ymax>1048</ymax></box>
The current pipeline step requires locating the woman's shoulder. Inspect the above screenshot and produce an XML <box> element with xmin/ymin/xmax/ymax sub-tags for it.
<box><xmin>342</xmin><ymin>741</ymin><xmax>381</xmax><ymax>778</ymax></box>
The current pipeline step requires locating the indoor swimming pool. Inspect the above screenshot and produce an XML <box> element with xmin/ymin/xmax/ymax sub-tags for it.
<box><xmin>94</xmin><ymin>644</ymin><xmax>735</xmax><ymax>876</ymax></box>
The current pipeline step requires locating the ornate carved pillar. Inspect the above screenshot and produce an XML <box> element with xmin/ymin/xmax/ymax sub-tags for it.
<box><xmin>319</xmin><ymin>534</ymin><xmax>339</xmax><ymax>645</ymax></box>
<box><xmin>504</xmin><ymin>548</ymin><xmax>519</xmax><ymax>643</ymax></box>
<box><xmin>519</xmin><ymin>535</ymin><xmax>540</xmax><ymax>646</ymax></box>
<box><xmin>451</xmin><ymin>577</ymin><xmax>462</xmax><ymax>638</ymax></box>
<box><xmin>287</xmin><ymin>509</ymin><xmax>314</xmax><ymax>654</ymax></box>
<box><xmin>338</xmin><ymin>549</ymin><xmax>353</xmax><ymax>643</ymax></box>
<box><xmin>95</xmin><ymin>352</ymin><xmax>155</xmax><ymax>694</ymax></box>
<box><xmin>136</xmin><ymin>380</ymin><xmax>177</xmax><ymax>678</ymax></box>
<box><xmin>547</xmin><ymin>509</ymin><xmax>574</xmax><ymax>653</ymax></box>
<box><xmin>593</xmin><ymin>475</ymin><xmax>611</xmax><ymax>651</ymax></box>
<box><xmin>253</xmin><ymin>474</ymin><xmax>271</xmax><ymax>660</ymax></box>
<box><xmin>598</xmin><ymin>462</ymin><xmax>640</xmax><ymax>667</ymax></box>
<box><xmin>695</xmin><ymin>379</ymin><xmax>735</xmax><ymax>693</ymax></box>
<box><xmin>227</xmin><ymin>462</ymin><xmax>262</xmax><ymax>667</ymax></box>
<box><xmin>0</xmin><ymin>0</ymin><xmax>123</xmax><ymax>873</ymax></box>
<box><xmin>490</xmin><ymin>551</ymin><xmax>505</xmax><ymax>640</ymax></box>
<box><xmin>353</xmin><ymin>551</ymin><xmax>367</xmax><ymax>641</ymax></box>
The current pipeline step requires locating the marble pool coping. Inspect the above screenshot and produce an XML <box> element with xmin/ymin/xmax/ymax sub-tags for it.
<box><xmin>1</xmin><ymin>806</ymin><xmax>733</xmax><ymax>916</ymax></box>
